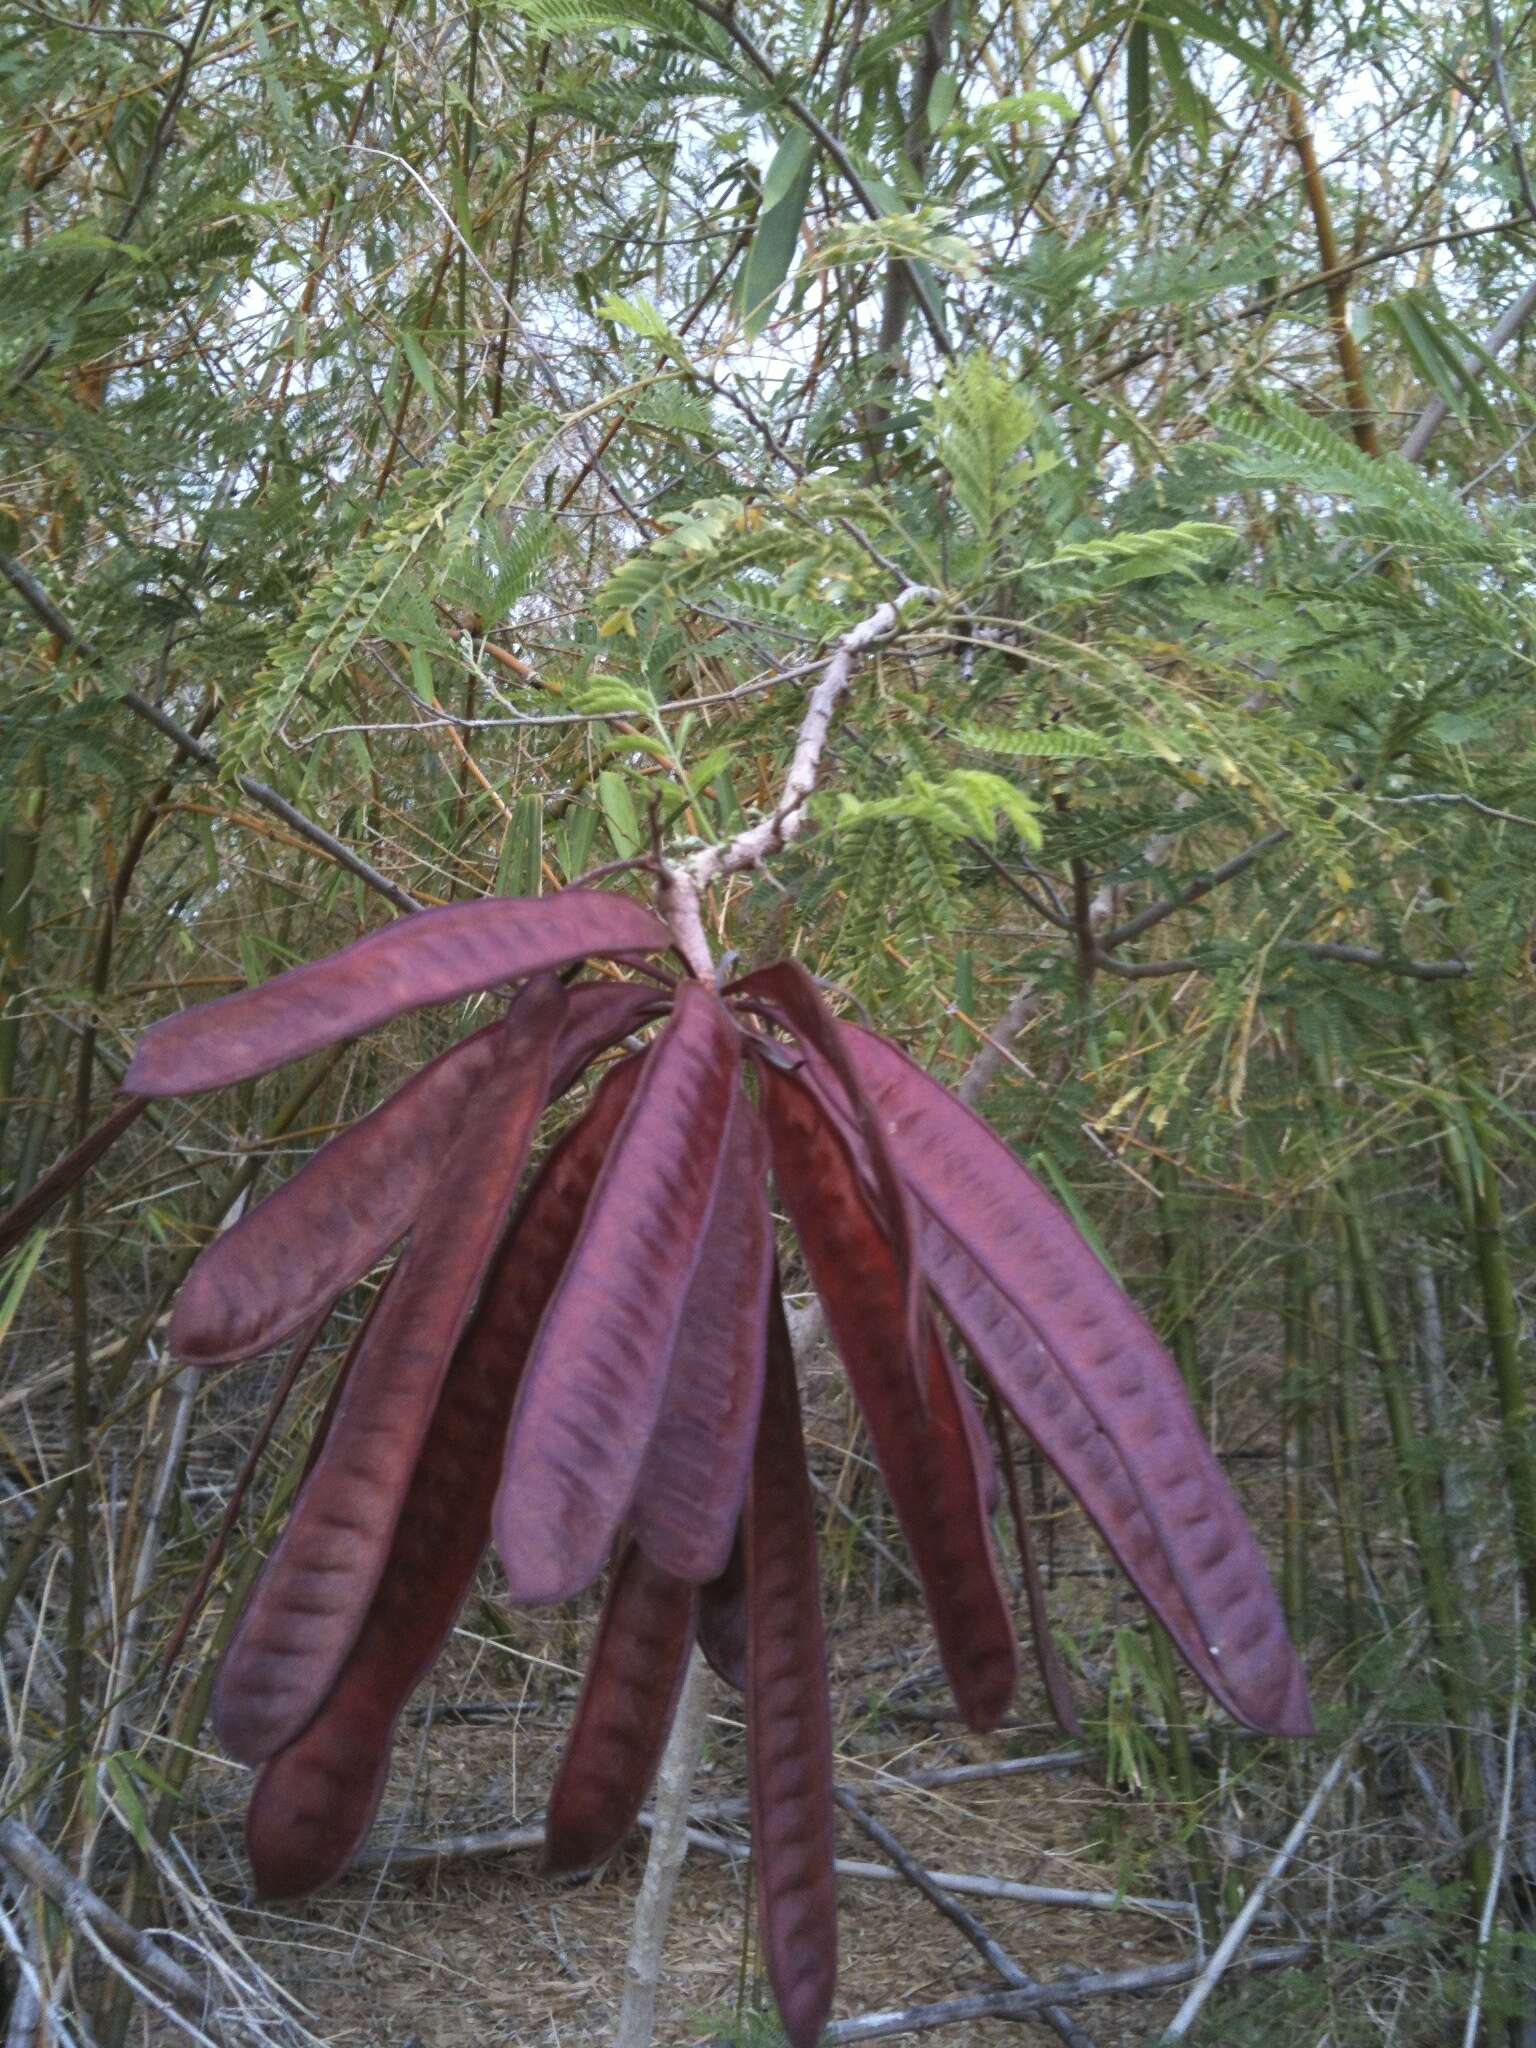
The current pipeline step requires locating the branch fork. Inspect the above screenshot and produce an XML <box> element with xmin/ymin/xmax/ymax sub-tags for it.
<box><xmin>658</xmin><ymin>584</ymin><xmax>939</xmax><ymax>975</ymax></box>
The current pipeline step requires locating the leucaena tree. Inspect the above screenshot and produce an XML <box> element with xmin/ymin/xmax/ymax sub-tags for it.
<box><xmin>0</xmin><ymin>587</ymin><xmax>1314</xmax><ymax>2046</ymax></box>
<box><xmin>117</xmin><ymin>860</ymin><xmax>1310</xmax><ymax>2047</ymax></box>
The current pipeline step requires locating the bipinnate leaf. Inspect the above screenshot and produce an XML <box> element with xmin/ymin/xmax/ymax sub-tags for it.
<box><xmin>494</xmin><ymin>980</ymin><xmax>740</xmax><ymax>1604</ymax></box>
<box><xmin>125</xmin><ymin>889</ymin><xmax>666</xmax><ymax>1096</ymax></box>
<box><xmin>698</xmin><ymin>1527</ymin><xmax>747</xmax><ymax>1691</ymax></box>
<box><xmin>543</xmin><ymin>1543</ymin><xmax>696</xmax><ymax>1874</ymax></box>
<box><xmin>762</xmin><ymin>1062</ymin><xmax>1018</xmax><ymax>1733</ymax></box>
<box><xmin>631</xmin><ymin>1094</ymin><xmax>771</xmax><ymax>1582</ymax></box>
<box><xmin>171</xmin><ymin>982</ymin><xmax>661</xmax><ymax>1368</ymax></box>
<box><xmin>840</xmin><ymin>1025</ymin><xmax>1312</xmax><ymax>1738</ymax></box>
<box><xmin>214</xmin><ymin>977</ymin><xmax>567</xmax><ymax>1764</ymax></box>
<box><xmin>245</xmin><ymin>1068</ymin><xmax>638</xmax><ymax>1894</ymax></box>
<box><xmin>746</xmin><ymin>1286</ymin><xmax>837</xmax><ymax>2048</ymax></box>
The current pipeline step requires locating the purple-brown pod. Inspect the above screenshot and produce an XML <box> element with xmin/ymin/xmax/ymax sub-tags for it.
<box><xmin>171</xmin><ymin>1023</ymin><xmax>503</xmax><ymax>1365</ymax></box>
<box><xmin>495</xmin><ymin>980</ymin><xmax>741</xmax><ymax>1605</ymax></box>
<box><xmin>763</xmin><ymin>1061</ymin><xmax>1018</xmax><ymax>1733</ymax></box>
<box><xmin>214</xmin><ymin>977</ymin><xmax>566</xmax><ymax>1764</ymax></box>
<box><xmin>841</xmin><ymin>1024</ymin><xmax>1311</xmax><ymax>1738</ymax></box>
<box><xmin>746</xmin><ymin>1287</ymin><xmax>837</xmax><ymax>2048</ymax></box>
<box><xmin>698</xmin><ymin>1527</ymin><xmax>747</xmax><ymax>1692</ymax></box>
<box><xmin>732</xmin><ymin>960</ymin><xmax>926</xmax><ymax>1381</ymax></box>
<box><xmin>126</xmin><ymin>889</ymin><xmax>666</xmax><ymax>1095</ymax></box>
<box><xmin>543</xmin><ymin>1542</ymin><xmax>697</xmax><ymax>1874</ymax></box>
<box><xmin>631</xmin><ymin>1092</ymin><xmax>771</xmax><ymax>1583</ymax></box>
<box><xmin>246</xmin><ymin>1050</ymin><xmax>649</xmax><ymax>1892</ymax></box>
<box><xmin>172</xmin><ymin>980</ymin><xmax>662</xmax><ymax>1369</ymax></box>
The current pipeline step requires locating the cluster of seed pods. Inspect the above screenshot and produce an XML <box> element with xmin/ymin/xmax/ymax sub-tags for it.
<box><xmin>117</xmin><ymin>887</ymin><xmax>1310</xmax><ymax>2048</ymax></box>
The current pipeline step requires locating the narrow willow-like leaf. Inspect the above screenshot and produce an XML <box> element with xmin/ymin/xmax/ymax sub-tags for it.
<box><xmin>172</xmin><ymin>982</ymin><xmax>661</xmax><ymax>1367</ymax></box>
<box><xmin>126</xmin><ymin>890</ymin><xmax>666</xmax><ymax>1095</ymax></box>
<box><xmin>841</xmin><ymin>1024</ymin><xmax>1311</xmax><ymax>1737</ymax></box>
<box><xmin>763</xmin><ymin>1060</ymin><xmax>1017</xmax><ymax>1732</ymax></box>
<box><xmin>631</xmin><ymin>1092</ymin><xmax>771</xmax><ymax>1582</ymax></box>
<box><xmin>214</xmin><ymin>977</ymin><xmax>566</xmax><ymax>1764</ymax></box>
<box><xmin>747</xmin><ymin>1285</ymin><xmax>837</xmax><ymax>2048</ymax></box>
<box><xmin>244</xmin><ymin>1065</ymin><xmax>638</xmax><ymax>1893</ymax></box>
<box><xmin>543</xmin><ymin>1543</ymin><xmax>696</xmax><ymax>1874</ymax></box>
<box><xmin>495</xmin><ymin>979</ymin><xmax>739</xmax><ymax>1604</ymax></box>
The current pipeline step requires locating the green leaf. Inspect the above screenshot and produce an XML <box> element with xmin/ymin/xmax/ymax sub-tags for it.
<box><xmin>0</xmin><ymin>1231</ymin><xmax>47</xmax><ymax>1348</ymax></box>
<box><xmin>738</xmin><ymin>132</ymin><xmax>814</xmax><ymax>337</ymax></box>
<box><xmin>496</xmin><ymin>793</ymin><xmax>544</xmax><ymax>898</ymax></box>
<box><xmin>926</xmin><ymin>67</ymin><xmax>959</xmax><ymax>131</ymax></box>
<box><xmin>597</xmin><ymin>768</ymin><xmax>643</xmax><ymax>858</ymax></box>
<box><xmin>1127</xmin><ymin>17</ymin><xmax>1151</xmax><ymax>173</ymax></box>
<box><xmin>102</xmin><ymin>1755</ymin><xmax>151</xmax><ymax>1853</ymax></box>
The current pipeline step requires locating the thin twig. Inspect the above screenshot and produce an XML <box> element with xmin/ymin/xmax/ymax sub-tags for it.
<box><xmin>1482</xmin><ymin>0</ymin><xmax>1536</xmax><ymax>224</ymax></box>
<box><xmin>834</xmin><ymin>1792</ymin><xmax>1099</xmax><ymax>2048</ymax></box>
<box><xmin>1371</xmin><ymin>790</ymin><xmax>1536</xmax><ymax>832</ymax></box>
<box><xmin>660</xmin><ymin>585</ymin><xmax>938</xmax><ymax>973</ymax></box>
<box><xmin>1098</xmin><ymin>831</ymin><xmax>1291</xmax><ymax>952</ymax></box>
<box><xmin>1158</xmin><ymin>1740</ymin><xmax>1355</xmax><ymax>2039</ymax></box>
<box><xmin>820</xmin><ymin>1943</ymin><xmax>1320</xmax><ymax>2041</ymax></box>
<box><xmin>1</xmin><ymin>550</ymin><xmax>420</xmax><ymax>915</ymax></box>
<box><xmin>1461</xmin><ymin>1597</ymin><xmax>1525</xmax><ymax>2048</ymax></box>
<box><xmin>0</xmin><ymin>1819</ymin><xmax>218</xmax><ymax>2032</ymax></box>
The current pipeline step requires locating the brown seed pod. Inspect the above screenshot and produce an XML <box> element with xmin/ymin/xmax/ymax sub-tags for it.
<box><xmin>214</xmin><ymin>977</ymin><xmax>566</xmax><ymax>1762</ymax></box>
<box><xmin>494</xmin><ymin>980</ymin><xmax>741</xmax><ymax>1604</ymax></box>
<box><xmin>543</xmin><ymin>1542</ymin><xmax>697</xmax><ymax>1875</ymax></box>
<box><xmin>745</xmin><ymin>1287</ymin><xmax>837</xmax><ymax>2048</ymax></box>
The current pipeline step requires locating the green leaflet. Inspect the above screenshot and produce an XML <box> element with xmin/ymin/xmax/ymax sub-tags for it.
<box><xmin>953</xmin><ymin>721</ymin><xmax>1131</xmax><ymax>762</ymax></box>
<box><xmin>737</xmin><ymin>131</ymin><xmax>814</xmax><ymax>339</ymax></box>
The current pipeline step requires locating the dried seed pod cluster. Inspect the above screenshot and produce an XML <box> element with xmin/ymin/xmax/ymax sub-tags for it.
<box><xmin>124</xmin><ymin>887</ymin><xmax>1311</xmax><ymax>2048</ymax></box>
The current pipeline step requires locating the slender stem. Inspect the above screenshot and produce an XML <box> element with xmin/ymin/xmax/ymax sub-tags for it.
<box><xmin>1309</xmin><ymin>1044</ymin><xmax>1489</xmax><ymax>1894</ymax></box>
<box><xmin>1271</xmin><ymin>23</ymin><xmax>1380</xmax><ymax>456</ymax></box>
<box><xmin>1280</xmin><ymin>1233</ymin><xmax>1313</xmax><ymax>1643</ymax></box>
<box><xmin>0</xmin><ymin>744</ymin><xmax>45</xmax><ymax>1150</ymax></box>
<box><xmin>613</xmin><ymin>1650</ymin><xmax>713</xmax><ymax>2048</ymax></box>
<box><xmin>1447</xmin><ymin>1011</ymin><xmax>1536</xmax><ymax>1621</ymax></box>
<box><xmin>0</xmin><ymin>550</ymin><xmax>419</xmax><ymax>915</ymax></box>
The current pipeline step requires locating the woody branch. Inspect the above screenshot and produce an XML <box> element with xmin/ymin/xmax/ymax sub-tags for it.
<box><xmin>657</xmin><ymin>584</ymin><xmax>938</xmax><ymax>977</ymax></box>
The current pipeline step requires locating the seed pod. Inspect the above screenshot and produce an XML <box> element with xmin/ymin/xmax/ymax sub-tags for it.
<box><xmin>732</xmin><ymin>960</ymin><xmax>925</xmax><ymax>1381</ymax></box>
<box><xmin>172</xmin><ymin>982</ymin><xmax>661</xmax><ymax>1368</ymax></box>
<box><xmin>543</xmin><ymin>1542</ymin><xmax>696</xmax><ymax>1875</ymax></box>
<box><xmin>697</xmin><ymin>1528</ymin><xmax>747</xmax><ymax>1692</ymax></box>
<box><xmin>746</xmin><ymin>1287</ymin><xmax>837</xmax><ymax>2048</ymax></box>
<box><xmin>126</xmin><ymin>889</ymin><xmax>666</xmax><ymax>1095</ymax></box>
<box><xmin>763</xmin><ymin>1062</ymin><xmax>1017</xmax><ymax>1733</ymax></box>
<box><xmin>245</xmin><ymin>1052</ymin><xmax>647</xmax><ymax>1893</ymax></box>
<box><xmin>215</xmin><ymin>977</ymin><xmax>566</xmax><ymax>1763</ymax></box>
<box><xmin>495</xmin><ymin>980</ymin><xmax>740</xmax><ymax>1605</ymax></box>
<box><xmin>631</xmin><ymin>1094</ymin><xmax>771</xmax><ymax>1583</ymax></box>
<box><xmin>171</xmin><ymin>1024</ymin><xmax>503</xmax><ymax>1366</ymax></box>
<box><xmin>841</xmin><ymin>1024</ymin><xmax>1312</xmax><ymax>1738</ymax></box>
